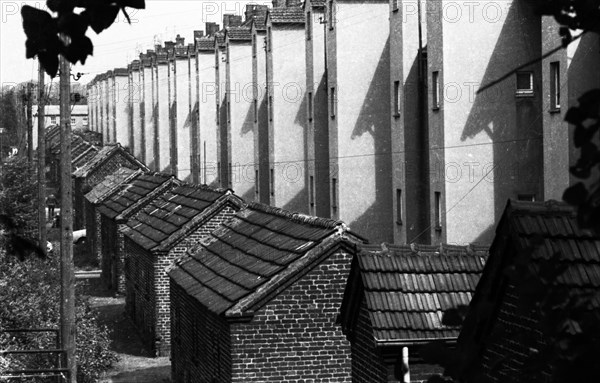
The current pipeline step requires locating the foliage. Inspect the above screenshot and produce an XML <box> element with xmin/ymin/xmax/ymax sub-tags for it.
<box><xmin>0</xmin><ymin>89</ymin><xmax>19</xmax><ymax>153</ymax></box>
<box><xmin>0</xmin><ymin>157</ymin><xmax>38</xmax><ymax>233</ymax></box>
<box><xmin>21</xmin><ymin>0</ymin><xmax>146</xmax><ymax>77</ymax></box>
<box><xmin>0</xmin><ymin>249</ymin><xmax>118</xmax><ymax>382</ymax></box>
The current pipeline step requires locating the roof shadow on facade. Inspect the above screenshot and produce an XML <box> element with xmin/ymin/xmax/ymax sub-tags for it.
<box><xmin>457</xmin><ymin>2</ymin><xmax>543</xmax><ymax>243</ymax></box>
<box><xmin>348</xmin><ymin>36</ymin><xmax>393</xmax><ymax>244</ymax></box>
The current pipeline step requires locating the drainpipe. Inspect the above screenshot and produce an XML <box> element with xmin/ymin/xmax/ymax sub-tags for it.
<box><xmin>402</xmin><ymin>346</ymin><xmax>410</xmax><ymax>383</ymax></box>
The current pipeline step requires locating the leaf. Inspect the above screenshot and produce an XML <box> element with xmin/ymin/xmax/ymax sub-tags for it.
<box><xmin>82</xmin><ymin>5</ymin><xmax>120</xmax><ymax>34</ymax></box>
<box><xmin>63</xmin><ymin>35</ymin><xmax>93</xmax><ymax>65</ymax></box>
<box><xmin>57</xmin><ymin>12</ymin><xmax>89</xmax><ymax>37</ymax></box>
<box><xmin>47</xmin><ymin>0</ymin><xmax>76</xmax><ymax>13</ymax></box>
<box><xmin>39</xmin><ymin>51</ymin><xmax>59</xmax><ymax>77</ymax></box>
<box><xmin>441</xmin><ymin>305</ymin><xmax>469</xmax><ymax>326</ymax></box>
<box><xmin>120</xmin><ymin>0</ymin><xmax>146</xmax><ymax>9</ymax></box>
<box><xmin>563</xmin><ymin>183</ymin><xmax>588</xmax><ymax>205</ymax></box>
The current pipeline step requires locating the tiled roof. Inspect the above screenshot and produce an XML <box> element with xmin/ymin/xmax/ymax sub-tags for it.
<box><xmin>72</xmin><ymin>145</ymin><xmax>99</xmax><ymax>171</ymax></box>
<box><xmin>226</xmin><ymin>26</ymin><xmax>252</xmax><ymax>41</ymax></box>
<box><xmin>268</xmin><ymin>7</ymin><xmax>305</xmax><ymax>24</ymax></box>
<box><xmin>84</xmin><ymin>167</ymin><xmax>140</xmax><ymax>205</ymax></box>
<box><xmin>122</xmin><ymin>184</ymin><xmax>243</xmax><ymax>252</ymax></box>
<box><xmin>196</xmin><ymin>38</ymin><xmax>215</xmax><ymax>52</ymax></box>
<box><xmin>169</xmin><ymin>202</ymin><xmax>359</xmax><ymax>318</ymax></box>
<box><xmin>341</xmin><ymin>243</ymin><xmax>487</xmax><ymax>343</ymax></box>
<box><xmin>215</xmin><ymin>32</ymin><xmax>226</xmax><ymax>48</ymax></box>
<box><xmin>249</xmin><ymin>12</ymin><xmax>267</xmax><ymax>30</ymax></box>
<box><xmin>97</xmin><ymin>172</ymin><xmax>179</xmax><ymax>221</ymax></box>
<box><xmin>72</xmin><ymin>144</ymin><xmax>147</xmax><ymax>178</ymax></box>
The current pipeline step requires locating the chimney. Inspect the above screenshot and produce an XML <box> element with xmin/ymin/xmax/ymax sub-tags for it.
<box><xmin>286</xmin><ymin>0</ymin><xmax>302</xmax><ymax>6</ymax></box>
<box><xmin>205</xmin><ymin>22</ymin><xmax>220</xmax><ymax>36</ymax></box>
<box><xmin>223</xmin><ymin>14</ymin><xmax>242</xmax><ymax>28</ymax></box>
<box><xmin>164</xmin><ymin>41</ymin><xmax>176</xmax><ymax>54</ymax></box>
<box><xmin>272</xmin><ymin>0</ymin><xmax>284</xmax><ymax>7</ymax></box>
<box><xmin>175</xmin><ymin>34</ymin><xmax>185</xmax><ymax>47</ymax></box>
<box><xmin>244</xmin><ymin>4</ymin><xmax>268</xmax><ymax>23</ymax></box>
<box><xmin>194</xmin><ymin>30</ymin><xmax>204</xmax><ymax>40</ymax></box>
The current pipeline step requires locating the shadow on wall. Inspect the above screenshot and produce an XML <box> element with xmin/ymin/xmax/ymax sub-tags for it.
<box><xmin>567</xmin><ymin>32</ymin><xmax>600</xmax><ymax>189</ymax></box>
<box><xmin>349</xmin><ymin>37</ymin><xmax>393</xmax><ymax>244</ymax></box>
<box><xmin>460</xmin><ymin>2</ymin><xmax>543</xmax><ymax>244</ymax></box>
<box><xmin>258</xmin><ymin>97</ymin><xmax>270</xmax><ymax>204</ymax></box>
<box><xmin>313</xmin><ymin>73</ymin><xmax>331</xmax><ymax>218</ymax></box>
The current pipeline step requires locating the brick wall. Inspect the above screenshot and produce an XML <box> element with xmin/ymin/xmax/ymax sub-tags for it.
<box><xmin>478</xmin><ymin>282</ymin><xmax>548</xmax><ymax>383</ymax></box>
<box><xmin>229</xmin><ymin>250</ymin><xmax>353</xmax><ymax>382</ymax></box>
<box><xmin>124</xmin><ymin>238</ymin><xmax>156</xmax><ymax>353</ymax></box>
<box><xmin>170</xmin><ymin>281</ymin><xmax>232</xmax><ymax>382</ymax></box>
<box><xmin>100</xmin><ymin>215</ymin><xmax>115</xmax><ymax>288</ymax></box>
<box><xmin>130</xmin><ymin>205</ymin><xmax>238</xmax><ymax>357</ymax></box>
<box><xmin>350</xmin><ymin>299</ymin><xmax>389</xmax><ymax>382</ymax></box>
<box><xmin>85</xmin><ymin>200</ymin><xmax>97</xmax><ymax>261</ymax></box>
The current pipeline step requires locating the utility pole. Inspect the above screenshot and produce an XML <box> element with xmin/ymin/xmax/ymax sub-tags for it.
<box><xmin>37</xmin><ymin>61</ymin><xmax>46</xmax><ymax>252</ymax></box>
<box><xmin>59</xmin><ymin>35</ymin><xmax>76</xmax><ymax>383</ymax></box>
<box><xmin>26</xmin><ymin>82</ymin><xmax>33</xmax><ymax>165</ymax></box>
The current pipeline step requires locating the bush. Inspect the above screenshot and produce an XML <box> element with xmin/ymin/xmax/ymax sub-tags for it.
<box><xmin>0</xmin><ymin>251</ymin><xmax>118</xmax><ymax>382</ymax></box>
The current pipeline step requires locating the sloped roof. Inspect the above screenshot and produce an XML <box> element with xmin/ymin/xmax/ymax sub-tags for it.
<box><xmin>72</xmin><ymin>145</ymin><xmax>99</xmax><ymax>170</ymax></box>
<box><xmin>249</xmin><ymin>12</ymin><xmax>268</xmax><ymax>30</ymax></box>
<box><xmin>268</xmin><ymin>7</ymin><xmax>305</xmax><ymax>24</ymax></box>
<box><xmin>84</xmin><ymin>167</ymin><xmax>140</xmax><ymax>205</ymax></box>
<box><xmin>122</xmin><ymin>184</ymin><xmax>243</xmax><ymax>252</ymax></box>
<box><xmin>196</xmin><ymin>38</ymin><xmax>215</xmax><ymax>52</ymax></box>
<box><xmin>169</xmin><ymin>202</ymin><xmax>361</xmax><ymax>319</ymax></box>
<box><xmin>226</xmin><ymin>26</ymin><xmax>252</xmax><ymax>41</ymax></box>
<box><xmin>72</xmin><ymin>144</ymin><xmax>147</xmax><ymax>179</ymax></box>
<box><xmin>215</xmin><ymin>32</ymin><xmax>226</xmax><ymax>48</ymax></box>
<box><xmin>97</xmin><ymin>172</ymin><xmax>179</xmax><ymax>220</ymax></box>
<box><xmin>340</xmin><ymin>243</ymin><xmax>488</xmax><ymax>344</ymax></box>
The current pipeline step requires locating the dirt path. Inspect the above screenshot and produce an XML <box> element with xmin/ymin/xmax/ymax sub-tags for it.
<box><xmin>76</xmin><ymin>270</ymin><xmax>171</xmax><ymax>383</ymax></box>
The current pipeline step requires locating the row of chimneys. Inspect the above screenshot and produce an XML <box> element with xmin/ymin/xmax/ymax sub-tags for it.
<box><xmin>140</xmin><ymin>2</ymin><xmax>296</xmax><ymax>58</ymax></box>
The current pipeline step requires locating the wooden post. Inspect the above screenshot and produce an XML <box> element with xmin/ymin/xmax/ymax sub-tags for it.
<box><xmin>26</xmin><ymin>82</ymin><xmax>33</xmax><ymax>165</ymax></box>
<box><xmin>59</xmin><ymin>40</ymin><xmax>76</xmax><ymax>383</ymax></box>
<box><xmin>38</xmin><ymin>61</ymin><xmax>47</xmax><ymax>251</ymax></box>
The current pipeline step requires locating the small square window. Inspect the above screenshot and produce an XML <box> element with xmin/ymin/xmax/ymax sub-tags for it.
<box><xmin>70</xmin><ymin>118</ymin><xmax>76</xmax><ymax>125</ymax></box>
<box><xmin>516</xmin><ymin>72</ymin><xmax>533</xmax><ymax>96</ymax></box>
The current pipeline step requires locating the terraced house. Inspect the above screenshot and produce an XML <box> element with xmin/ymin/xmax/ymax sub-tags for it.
<box><xmin>72</xmin><ymin>144</ymin><xmax>147</xmax><ymax>230</ymax></box>
<box><xmin>96</xmin><ymin>172</ymin><xmax>180</xmax><ymax>292</ymax></box>
<box><xmin>168</xmin><ymin>202</ymin><xmax>364</xmax><ymax>382</ymax></box>
<box><xmin>122</xmin><ymin>184</ymin><xmax>244</xmax><ymax>356</ymax></box>
<box><xmin>84</xmin><ymin>167</ymin><xmax>142</xmax><ymax>265</ymax></box>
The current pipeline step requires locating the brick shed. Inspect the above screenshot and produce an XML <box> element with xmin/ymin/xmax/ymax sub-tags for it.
<box><xmin>122</xmin><ymin>184</ymin><xmax>245</xmax><ymax>356</ymax></box>
<box><xmin>84</xmin><ymin>167</ymin><xmax>142</xmax><ymax>265</ymax></box>
<box><xmin>96</xmin><ymin>172</ymin><xmax>180</xmax><ymax>293</ymax></box>
<box><xmin>72</xmin><ymin>143</ymin><xmax>148</xmax><ymax>230</ymax></box>
<box><xmin>48</xmin><ymin>135</ymin><xmax>97</xmax><ymax>187</ymax></box>
<box><xmin>457</xmin><ymin>200</ymin><xmax>600</xmax><ymax>383</ymax></box>
<box><xmin>168</xmin><ymin>202</ymin><xmax>365</xmax><ymax>382</ymax></box>
<box><xmin>339</xmin><ymin>243</ymin><xmax>488</xmax><ymax>383</ymax></box>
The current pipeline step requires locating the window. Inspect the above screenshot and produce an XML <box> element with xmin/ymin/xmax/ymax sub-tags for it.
<box><xmin>517</xmin><ymin>193</ymin><xmax>536</xmax><ymax>202</ymax></box>
<box><xmin>330</xmin><ymin>87</ymin><xmax>336</xmax><ymax>119</ymax></box>
<box><xmin>393</xmin><ymin>80</ymin><xmax>400</xmax><ymax>117</ymax></box>
<box><xmin>270</xmin><ymin>168</ymin><xmax>274</xmax><ymax>196</ymax></box>
<box><xmin>255</xmin><ymin>170</ymin><xmax>259</xmax><ymax>196</ymax></box>
<box><xmin>267</xmin><ymin>27</ymin><xmax>272</xmax><ymax>52</ymax></box>
<box><xmin>308</xmin><ymin>92</ymin><xmax>313</xmax><ymax>122</ymax></box>
<box><xmin>516</xmin><ymin>71</ymin><xmax>533</xmax><ymax>96</ymax></box>
<box><xmin>252</xmin><ymin>34</ymin><xmax>257</xmax><ymax>58</ymax></box>
<box><xmin>331</xmin><ymin>178</ymin><xmax>338</xmax><ymax>216</ymax></box>
<box><xmin>50</xmin><ymin>116</ymin><xmax>57</xmax><ymax>124</ymax></box>
<box><xmin>306</xmin><ymin>11</ymin><xmax>312</xmax><ymax>40</ymax></box>
<box><xmin>269</xmin><ymin>95</ymin><xmax>273</xmax><ymax>121</ymax></box>
<box><xmin>432</xmin><ymin>71</ymin><xmax>440</xmax><ymax>109</ymax></box>
<box><xmin>434</xmin><ymin>191</ymin><xmax>442</xmax><ymax>229</ymax></box>
<box><xmin>70</xmin><ymin>117</ymin><xmax>76</xmax><ymax>125</ymax></box>
<box><xmin>396</xmin><ymin>189</ymin><xmax>402</xmax><ymax>225</ymax></box>
<box><xmin>309</xmin><ymin>175</ymin><xmax>315</xmax><ymax>208</ymax></box>
<box><xmin>550</xmin><ymin>62</ymin><xmax>560</xmax><ymax>110</ymax></box>
<box><xmin>392</xmin><ymin>0</ymin><xmax>399</xmax><ymax>11</ymax></box>
<box><xmin>254</xmin><ymin>99</ymin><xmax>258</xmax><ymax>123</ymax></box>
<box><xmin>328</xmin><ymin>0</ymin><xmax>335</xmax><ymax>29</ymax></box>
